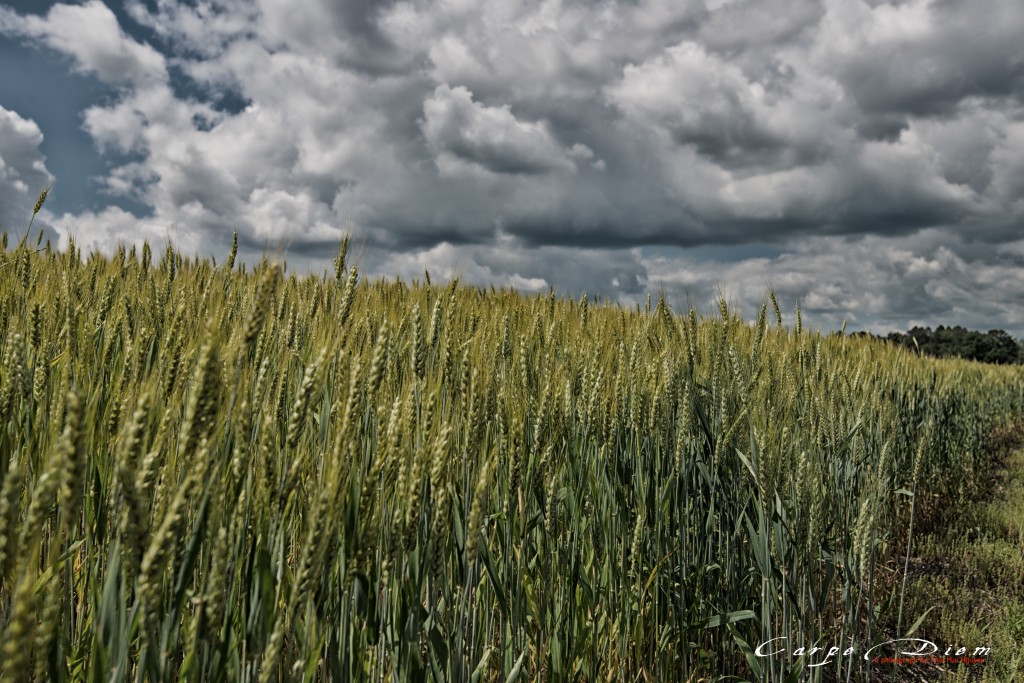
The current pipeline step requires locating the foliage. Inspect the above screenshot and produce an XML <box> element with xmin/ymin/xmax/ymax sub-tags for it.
<box><xmin>883</xmin><ymin>326</ymin><xmax>1023</xmax><ymax>365</ymax></box>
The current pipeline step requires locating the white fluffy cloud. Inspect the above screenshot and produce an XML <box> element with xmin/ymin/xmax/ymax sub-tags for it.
<box><xmin>0</xmin><ymin>106</ymin><xmax>53</xmax><ymax>233</ymax></box>
<box><xmin>46</xmin><ymin>205</ymin><xmax>193</xmax><ymax>255</ymax></box>
<box><xmin>0</xmin><ymin>0</ymin><xmax>166</xmax><ymax>85</ymax></box>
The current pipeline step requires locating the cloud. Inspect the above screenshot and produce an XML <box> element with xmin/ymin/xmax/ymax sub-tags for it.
<box><xmin>3</xmin><ymin>0</ymin><xmax>1023</xmax><ymax>335</ymax></box>
<box><xmin>421</xmin><ymin>85</ymin><xmax>580</xmax><ymax>176</ymax></box>
<box><xmin>642</xmin><ymin>232</ymin><xmax>1024</xmax><ymax>335</ymax></box>
<box><xmin>0</xmin><ymin>106</ymin><xmax>53</xmax><ymax>233</ymax></box>
<box><xmin>605</xmin><ymin>42</ymin><xmax>791</xmax><ymax>168</ymax></box>
<box><xmin>39</xmin><ymin>0</ymin><xmax>1024</xmax><ymax>255</ymax></box>
<box><xmin>370</xmin><ymin>239</ymin><xmax>648</xmax><ymax>299</ymax></box>
<box><xmin>125</xmin><ymin>0</ymin><xmax>257</xmax><ymax>59</ymax></box>
<box><xmin>816</xmin><ymin>0</ymin><xmax>1024</xmax><ymax>119</ymax></box>
<box><xmin>46</xmin><ymin>204</ymin><xmax>192</xmax><ymax>255</ymax></box>
<box><xmin>0</xmin><ymin>0</ymin><xmax>166</xmax><ymax>86</ymax></box>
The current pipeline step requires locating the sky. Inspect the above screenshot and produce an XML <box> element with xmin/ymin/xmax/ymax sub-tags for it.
<box><xmin>1</xmin><ymin>0</ymin><xmax>1023</xmax><ymax>336</ymax></box>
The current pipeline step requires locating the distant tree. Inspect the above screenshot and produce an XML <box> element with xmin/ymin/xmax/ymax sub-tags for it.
<box><xmin>882</xmin><ymin>325</ymin><xmax>1022</xmax><ymax>364</ymax></box>
<box><xmin>984</xmin><ymin>329</ymin><xmax>1020</xmax><ymax>364</ymax></box>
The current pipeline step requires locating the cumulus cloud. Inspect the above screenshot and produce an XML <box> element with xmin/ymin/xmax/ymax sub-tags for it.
<box><xmin>0</xmin><ymin>0</ymin><xmax>166</xmax><ymax>86</ymax></box>
<box><xmin>0</xmin><ymin>106</ymin><xmax>53</xmax><ymax>233</ymax></box>
<box><xmin>45</xmin><ymin>204</ymin><xmax>193</xmax><ymax>255</ymax></box>
<box><xmin>606</xmin><ymin>42</ymin><xmax>791</xmax><ymax>168</ymax></box>
<box><xmin>3</xmin><ymin>0</ymin><xmax>1023</xmax><ymax>334</ymax></box>
<box><xmin>422</xmin><ymin>85</ymin><xmax>580</xmax><ymax>176</ymax></box>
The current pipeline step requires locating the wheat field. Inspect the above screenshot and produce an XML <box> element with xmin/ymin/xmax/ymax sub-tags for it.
<box><xmin>0</xmin><ymin>224</ymin><xmax>1021</xmax><ymax>682</ymax></box>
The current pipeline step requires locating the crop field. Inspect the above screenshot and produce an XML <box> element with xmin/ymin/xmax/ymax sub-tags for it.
<box><xmin>0</xmin><ymin>230</ymin><xmax>1021</xmax><ymax>682</ymax></box>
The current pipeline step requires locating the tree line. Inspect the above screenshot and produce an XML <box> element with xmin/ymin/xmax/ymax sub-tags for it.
<box><xmin>850</xmin><ymin>326</ymin><xmax>1023</xmax><ymax>365</ymax></box>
